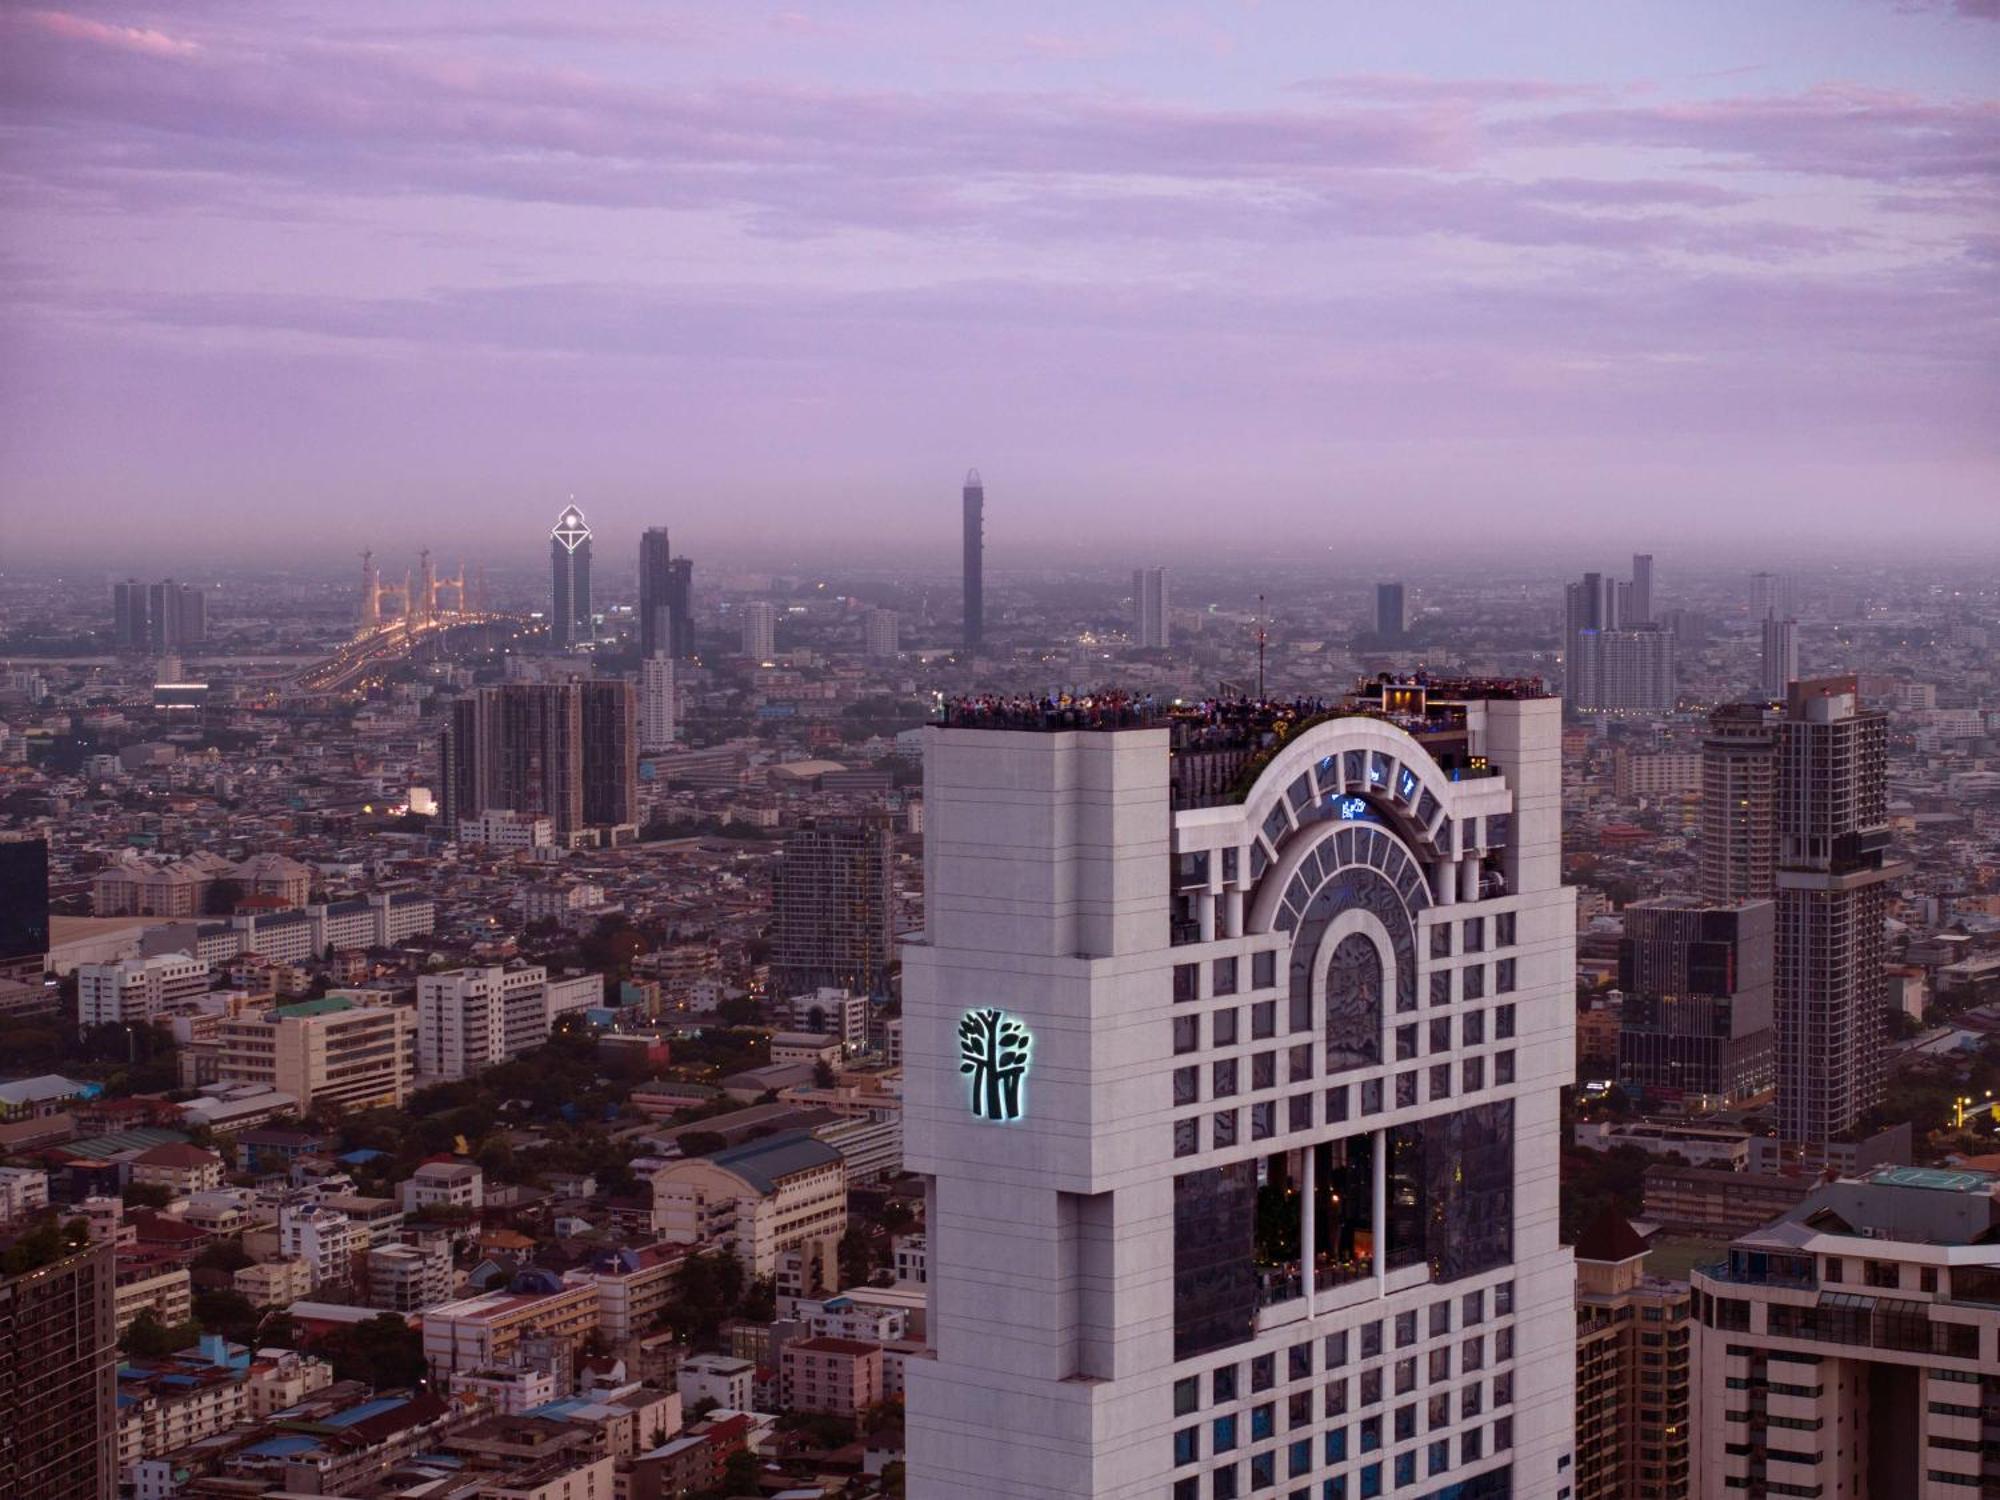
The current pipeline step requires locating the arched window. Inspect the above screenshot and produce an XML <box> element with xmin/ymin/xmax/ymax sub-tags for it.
<box><xmin>1324</xmin><ymin>932</ymin><xmax>1384</xmax><ymax>1074</ymax></box>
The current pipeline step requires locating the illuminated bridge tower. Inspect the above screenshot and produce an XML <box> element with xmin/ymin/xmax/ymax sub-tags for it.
<box><xmin>904</xmin><ymin>680</ymin><xmax>1576</xmax><ymax>1499</ymax></box>
<box><xmin>550</xmin><ymin>502</ymin><xmax>593</xmax><ymax>650</ymax></box>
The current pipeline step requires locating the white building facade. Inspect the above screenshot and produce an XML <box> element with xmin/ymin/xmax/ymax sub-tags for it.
<box><xmin>904</xmin><ymin>680</ymin><xmax>1576</xmax><ymax>1500</ymax></box>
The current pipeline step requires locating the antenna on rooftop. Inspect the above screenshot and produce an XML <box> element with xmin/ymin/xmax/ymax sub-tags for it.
<box><xmin>1256</xmin><ymin>595</ymin><xmax>1268</xmax><ymax>700</ymax></box>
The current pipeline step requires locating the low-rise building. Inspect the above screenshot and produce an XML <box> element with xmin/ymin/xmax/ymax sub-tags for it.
<box><xmin>127</xmin><ymin>1142</ymin><xmax>225</xmax><ymax>1197</ymax></box>
<box><xmin>77</xmin><ymin>953</ymin><xmax>209</xmax><ymax>1025</ymax></box>
<box><xmin>780</xmin><ymin>1336</ymin><xmax>883</xmax><ymax>1418</ymax></box>
<box><xmin>422</xmin><ymin>1278</ymin><xmax>600</xmax><ymax>1377</ymax></box>
<box><xmin>676</xmin><ymin>1352</ymin><xmax>755</xmax><ymax>1414</ymax></box>
<box><xmin>650</xmin><ymin>1131</ymin><xmax>845</xmax><ymax>1281</ymax></box>
<box><xmin>403</xmin><ymin>1159</ymin><xmax>485</xmax><ymax>1216</ymax></box>
<box><xmin>279</xmin><ymin>1203</ymin><xmax>356</xmax><ymax>1290</ymax></box>
<box><xmin>212</xmin><ymin>996</ymin><xmax>416</xmax><ymax>1113</ymax></box>
<box><xmin>114</xmin><ymin>1260</ymin><xmax>193</xmax><ymax>1334</ymax></box>
<box><xmin>234</xmin><ymin>1256</ymin><xmax>314</xmax><ymax>1307</ymax></box>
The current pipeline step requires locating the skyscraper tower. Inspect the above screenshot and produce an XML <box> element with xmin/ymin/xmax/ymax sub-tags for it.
<box><xmin>1773</xmin><ymin>677</ymin><xmax>1896</xmax><ymax>1149</ymax></box>
<box><xmin>1628</xmin><ymin>553</ymin><xmax>1654</xmax><ymax>626</ymax></box>
<box><xmin>549</xmin><ymin>503</ymin><xmax>593</xmax><ymax>650</ymax></box>
<box><xmin>1134</xmin><ymin>566</ymin><xmax>1170</xmax><ymax>649</ymax></box>
<box><xmin>741</xmin><ymin>601</ymin><xmax>778</xmax><ymax>660</ymax></box>
<box><xmin>639</xmin><ymin>527</ymin><xmax>674</xmax><ymax>658</ymax></box>
<box><xmin>772</xmin><ymin>814</ymin><xmax>896</xmax><ymax>999</ymax></box>
<box><xmin>905</xmin><ymin>678</ymin><xmax>1577</xmax><ymax>1497</ymax></box>
<box><xmin>1759</xmin><ymin>616</ymin><xmax>1799</xmax><ymax>697</ymax></box>
<box><xmin>1565</xmin><ymin>568</ymin><xmax>1673</xmax><ymax>716</ymax></box>
<box><xmin>441</xmin><ymin>680</ymin><xmax>636</xmax><ymax>838</ymax></box>
<box><xmin>666</xmin><ymin>556</ymin><xmax>695</xmax><ymax>660</ymax></box>
<box><xmin>1749</xmin><ymin>570</ymin><xmax>1791</xmax><ymax>622</ymax></box>
<box><xmin>961</xmin><ymin>468</ymin><xmax>984</xmax><ymax>655</ymax></box>
<box><xmin>112</xmin><ymin>579</ymin><xmax>147</xmax><ymax>652</ymax></box>
<box><xmin>1375</xmin><ymin>581</ymin><xmax>1407</xmax><ymax>641</ymax></box>
<box><xmin>418</xmin><ymin>548</ymin><xmax>437</xmax><ymax>626</ymax></box>
<box><xmin>1699</xmin><ymin>703</ymin><xmax>1779</xmax><ymax>905</ymax></box>
<box><xmin>359</xmin><ymin>551</ymin><xmax>380</xmax><ymax>633</ymax></box>
<box><xmin>0</xmin><ymin>1233</ymin><xmax>116</xmax><ymax>1500</ymax></box>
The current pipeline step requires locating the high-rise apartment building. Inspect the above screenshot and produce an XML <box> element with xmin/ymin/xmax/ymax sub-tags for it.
<box><xmin>905</xmin><ymin>678</ymin><xmax>1576</xmax><ymax>1499</ymax></box>
<box><xmin>865</xmin><ymin>608</ymin><xmax>900</xmax><ymax>659</ymax></box>
<box><xmin>0</xmin><ymin>833</ymin><xmax>49</xmax><ymax>983</ymax></box>
<box><xmin>1689</xmin><ymin>1164</ymin><xmax>2000</xmax><ymax>1499</ymax></box>
<box><xmin>112</xmin><ymin>579</ymin><xmax>148</xmax><ymax>652</ymax></box>
<box><xmin>1627</xmin><ymin>554</ymin><xmax>1654</xmax><ymax>627</ymax></box>
<box><xmin>1748</xmin><ymin>570</ymin><xmax>1792</xmax><ymax>622</ymax></box>
<box><xmin>441</xmin><ymin>681</ymin><xmax>637</xmax><ymax>838</ymax></box>
<box><xmin>1565</xmin><ymin>569</ymin><xmax>1674</xmax><ymax>715</ymax></box>
<box><xmin>962</xmin><ymin>468</ymin><xmax>984</xmax><ymax>654</ymax></box>
<box><xmin>1759</xmin><ymin>616</ymin><xmax>1799</xmax><ymax>697</ymax></box>
<box><xmin>1616</xmin><ymin>899</ymin><xmax>1775</xmax><ymax>1105</ymax></box>
<box><xmin>1573</xmin><ymin>1212</ymin><xmax>1689</xmax><ymax>1500</ymax></box>
<box><xmin>772</xmin><ymin>815</ymin><xmax>895</xmax><ymax>1000</ymax></box>
<box><xmin>741</xmin><ymin>601</ymin><xmax>778</xmax><ymax>660</ymax></box>
<box><xmin>146</xmin><ymin>579</ymin><xmax>207</xmax><ymax>652</ymax></box>
<box><xmin>667</xmin><ymin>556</ymin><xmax>695</xmax><ymax>660</ymax></box>
<box><xmin>0</xmin><ymin>1233</ymin><xmax>116</xmax><ymax>1500</ymax></box>
<box><xmin>1135</xmin><ymin>567</ymin><xmax>1171</xmax><ymax>649</ymax></box>
<box><xmin>1699</xmin><ymin>702</ymin><xmax>1779</xmax><ymax>905</ymax></box>
<box><xmin>641</xmin><ymin>654</ymin><xmax>677</xmax><ymax>751</ymax></box>
<box><xmin>639</xmin><ymin>527</ymin><xmax>675</xmax><ymax>657</ymax></box>
<box><xmin>1375</xmin><ymin>582</ymin><xmax>1407</xmax><ymax>642</ymax></box>
<box><xmin>549</xmin><ymin>504</ymin><xmax>593</xmax><ymax>650</ymax></box>
<box><xmin>1773</xmin><ymin>676</ymin><xmax>1896</xmax><ymax>1148</ymax></box>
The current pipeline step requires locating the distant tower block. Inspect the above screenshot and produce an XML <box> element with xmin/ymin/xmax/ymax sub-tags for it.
<box><xmin>360</xmin><ymin>550</ymin><xmax>380</xmax><ymax>633</ymax></box>
<box><xmin>419</xmin><ymin>548</ymin><xmax>438</xmax><ymax>625</ymax></box>
<box><xmin>962</xmin><ymin>468</ymin><xmax>984</xmax><ymax>654</ymax></box>
<box><xmin>550</xmin><ymin>502</ymin><xmax>594</xmax><ymax>650</ymax></box>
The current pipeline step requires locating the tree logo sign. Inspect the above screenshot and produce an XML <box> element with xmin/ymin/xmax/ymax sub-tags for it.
<box><xmin>958</xmin><ymin>1008</ymin><xmax>1032</xmax><ymax>1122</ymax></box>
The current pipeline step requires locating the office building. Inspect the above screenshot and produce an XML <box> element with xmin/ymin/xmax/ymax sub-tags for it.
<box><xmin>549</xmin><ymin>503</ymin><xmax>593</xmax><ymax>650</ymax></box>
<box><xmin>962</xmin><ymin>467</ymin><xmax>983</xmax><ymax>654</ymax></box>
<box><xmin>1689</xmin><ymin>1164</ymin><xmax>2000</xmax><ymax>1499</ymax></box>
<box><xmin>1774</xmin><ymin>677</ymin><xmax>1897</xmax><ymax>1148</ymax></box>
<box><xmin>442</xmin><ymin>681</ymin><xmax>637</xmax><ymax>838</ymax></box>
<box><xmin>771</xmin><ymin>814</ymin><xmax>895</xmax><ymax>999</ymax></box>
<box><xmin>1564</xmin><ymin>569</ymin><xmax>1675</xmax><ymax>715</ymax></box>
<box><xmin>666</xmin><ymin>556</ymin><xmax>695</xmax><ymax>659</ymax></box>
<box><xmin>741</xmin><ymin>600</ymin><xmax>778</xmax><ymax>660</ymax></box>
<box><xmin>904</xmin><ymin>677</ymin><xmax>1577</xmax><ymax>1499</ymax></box>
<box><xmin>76</xmin><ymin>953</ymin><xmax>210</xmax><ymax>1026</ymax></box>
<box><xmin>0</xmin><ymin>1233</ymin><xmax>116</xmax><ymax>1500</ymax></box>
<box><xmin>212</xmin><ymin>996</ymin><xmax>416</xmax><ymax>1114</ymax></box>
<box><xmin>1699</xmin><ymin>702</ymin><xmax>1779</xmax><ymax>905</ymax></box>
<box><xmin>0</xmin><ymin>833</ymin><xmax>49</xmax><ymax>982</ymax></box>
<box><xmin>641</xmin><ymin>653</ymin><xmax>677</xmax><ymax>751</ymax></box>
<box><xmin>1573</xmin><ymin>1212</ymin><xmax>1689</xmax><ymax>1500</ymax></box>
<box><xmin>1760</xmin><ymin>615</ymin><xmax>1799</xmax><ymax>697</ymax></box>
<box><xmin>1135</xmin><ymin>567</ymin><xmax>1171</xmax><ymax>649</ymax></box>
<box><xmin>1616</xmin><ymin>900</ymin><xmax>1775</xmax><ymax>1106</ymax></box>
<box><xmin>638</xmin><ymin>526</ymin><xmax>675</xmax><ymax>658</ymax></box>
<box><xmin>865</xmin><ymin>608</ymin><xmax>900</xmax><ymax>658</ymax></box>
<box><xmin>1375</xmin><ymin>581</ymin><xmax>1407</xmax><ymax>642</ymax></box>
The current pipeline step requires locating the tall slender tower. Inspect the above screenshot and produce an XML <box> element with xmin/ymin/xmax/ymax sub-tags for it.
<box><xmin>1699</xmin><ymin>703</ymin><xmax>1778</xmax><ymax>905</ymax></box>
<box><xmin>418</xmin><ymin>548</ymin><xmax>437</xmax><ymax>626</ymax></box>
<box><xmin>1375</xmin><ymin>581</ymin><xmax>1407</xmax><ymax>641</ymax></box>
<box><xmin>961</xmin><ymin>468</ymin><xmax>984</xmax><ymax>655</ymax></box>
<box><xmin>359</xmin><ymin>551</ymin><xmax>379</xmax><ymax>633</ymax></box>
<box><xmin>550</xmin><ymin>503</ymin><xmax>593</xmax><ymax>650</ymax></box>
<box><xmin>1628</xmin><ymin>553</ymin><xmax>1654</xmax><ymax>626</ymax></box>
<box><xmin>1134</xmin><ymin>566</ymin><xmax>1170</xmax><ymax>649</ymax></box>
<box><xmin>639</xmin><ymin>527</ymin><xmax>674</xmax><ymax>658</ymax></box>
<box><xmin>1759</xmin><ymin>616</ymin><xmax>1798</xmax><ymax>697</ymax></box>
<box><xmin>1773</xmin><ymin>677</ymin><xmax>1896</xmax><ymax>1149</ymax></box>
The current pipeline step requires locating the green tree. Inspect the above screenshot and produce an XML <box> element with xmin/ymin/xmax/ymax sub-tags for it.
<box><xmin>312</xmin><ymin>1313</ymin><xmax>427</xmax><ymax>1390</ymax></box>
<box><xmin>123</xmin><ymin>1181</ymin><xmax>175</xmax><ymax>1210</ymax></box>
<box><xmin>192</xmin><ymin>1288</ymin><xmax>261</xmax><ymax>1345</ymax></box>
<box><xmin>122</xmin><ymin>1309</ymin><xmax>203</xmax><ymax>1357</ymax></box>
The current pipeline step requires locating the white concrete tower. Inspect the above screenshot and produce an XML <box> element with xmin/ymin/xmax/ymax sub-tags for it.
<box><xmin>905</xmin><ymin>679</ymin><xmax>1576</xmax><ymax>1500</ymax></box>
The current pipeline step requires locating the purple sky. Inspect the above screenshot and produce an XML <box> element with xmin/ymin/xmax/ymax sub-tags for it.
<box><xmin>2</xmin><ymin>1</ymin><xmax>1995</xmax><ymax>569</ymax></box>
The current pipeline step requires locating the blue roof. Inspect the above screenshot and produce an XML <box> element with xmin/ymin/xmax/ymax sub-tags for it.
<box><xmin>244</xmin><ymin>1435</ymin><xmax>322</xmax><ymax>1458</ymax></box>
<box><xmin>323</xmin><ymin>1396</ymin><xmax>405</xmax><ymax>1427</ymax></box>
<box><xmin>338</xmin><ymin>1148</ymin><xmax>386</xmax><ymax>1163</ymax></box>
<box><xmin>702</xmin><ymin>1131</ymin><xmax>843</xmax><ymax>1194</ymax></box>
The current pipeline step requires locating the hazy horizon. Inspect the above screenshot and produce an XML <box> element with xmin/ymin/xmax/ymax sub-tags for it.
<box><xmin>2</xmin><ymin>1</ymin><xmax>1995</xmax><ymax>566</ymax></box>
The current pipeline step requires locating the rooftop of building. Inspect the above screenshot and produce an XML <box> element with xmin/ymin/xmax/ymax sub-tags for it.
<box><xmin>1740</xmin><ymin>1163</ymin><xmax>2000</xmax><ymax>1250</ymax></box>
<box><xmin>693</xmin><ymin>1130</ymin><xmax>843</xmax><ymax>1194</ymax></box>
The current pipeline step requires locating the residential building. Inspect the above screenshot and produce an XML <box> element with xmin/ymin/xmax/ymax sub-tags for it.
<box><xmin>1641</xmin><ymin>1163</ymin><xmax>1813</xmax><ymax>1238</ymax></box>
<box><xmin>1135</xmin><ymin>567</ymin><xmax>1170</xmax><ymax>649</ymax></box>
<box><xmin>771</xmin><ymin>814</ymin><xmax>895</xmax><ymax>999</ymax></box>
<box><xmin>404</xmin><ymin>1160</ymin><xmax>485</xmax><ymax>1216</ymax></box>
<box><xmin>1572</xmin><ymin>1212</ymin><xmax>1690</xmax><ymax>1500</ymax></box>
<box><xmin>128</xmin><ymin>1143</ymin><xmax>225</xmax><ymax>1197</ymax></box>
<box><xmin>1689</xmin><ymin>1164</ymin><xmax>2000</xmax><ymax>1499</ymax></box>
<box><xmin>212</xmin><ymin>996</ymin><xmax>416</xmax><ymax>1113</ymax></box>
<box><xmin>417</xmin><ymin>965</ymin><xmax>598</xmax><ymax>1080</ymax></box>
<box><xmin>962</xmin><ymin>468</ymin><xmax>983</xmax><ymax>653</ymax></box>
<box><xmin>370</xmin><ymin>1237</ymin><xmax>454</xmax><ymax>1312</ymax></box>
<box><xmin>422</xmin><ymin>1278</ymin><xmax>600</xmax><ymax>1376</ymax></box>
<box><xmin>564</xmin><ymin>1244</ymin><xmax>685</xmax><ymax>1350</ymax></box>
<box><xmin>650</xmin><ymin>1131</ymin><xmax>847</xmax><ymax>1281</ymax></box>
<box><xmin>0</xmin><ymin>1235</ymin><xmax>116</xmax><ymax>1500</ymax></box>
<box><xmin>1760</xmin><ymin>615</ymin><xmax>1799</xmax><ymax>697</ymax></box>
<box><xmin>234</xmin><ymin>1256</ymin><xmax>314</xmax><ymax>1307</ymax></box>
<box><xmin>641</xmin><ymin>653</ymin><xmax>677</xmax><ymax>751</ymax></box>
<box><xmin>464</xmin><ymin>809</ymin><xmax>557</xmax><ymax>851</ymax></box>
<box><xmin>0</xmin><ymin>1166</ymin><xmax>50</xmax><ymax>1223</ymax></box>
<box><xmin>442</xmin><ymin>681</ymin><xmax>637</xmax><ymax>838</ymax></box>
<box><xmin>788</xmin><ymin>986</ymin><xmax>871</xmax><ymax>1055</ymax></box>
<box><xmin>678</xmin><ymin>1352</ymin><xmax>755</xmax><ymax>1413</ymax></box>
<box><xmin>865</xmin><ymin>608</ymin><xmax>900</xmax><ymax>658</ymax></box>
<box><xmin>904</xmin><ymin>679</ymin><xmax>1577</xmax><ymax>1498</ymax></box>
<box><xmin>1699</xmin><ymin>701</ymin><xmax>1779</xmax><ymax>905</ymax></box>
<box><xmin>782</xmin><ymin>1336</ymin><xmax>884</xmax><ymax>1418</ymax></box>
<box><xmin>741</xmin><ymin>601</ymin><xmax>778</xmax><ymax>660</ymax></box>
<box><xmin>550</xmin><ymin>503</ymin><xmax>593</xmax><ymax>650</ymax></box>
<box><xmin>1565</xmin><ymin>568</ymin><xmax>1676</xmax><ymax>715</ymax></box>
<box><xmin>77</xmin><ymin>953</ymin><xmax>210</xmax><ymax>1026</ymax></box>
<box><xmin>638</xmin><ymin>526</ymin><xmax>675</xmax><ymax>658</ymax></box>
<box><xmin>1611</xmin><ymin>751</ymin><xmax>1702</xmax><ymax>800</ymax></box>
<box><xmin>113</xmin><ymin>1262</ymin><xmax>192</xmax><ymax>1334</ymax></box>
<box><xmin>281</xmin><ymin>1203</ymin><xmax>357</xmax><ymax>1290</ymax></box>
<box><xmin>1616</xmin><ymin>899</ymin><xmax>1776</xmax><ymax>1105</ymax></box>
<box><xmin>1773</xmin><ymin>677</ymin><xmax>1899</xmax><ymax>1148</ymax></box>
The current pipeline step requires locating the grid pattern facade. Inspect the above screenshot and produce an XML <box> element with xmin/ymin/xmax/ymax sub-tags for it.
<box><xmin>0</xmin><ymin>1241</ymin><xmax>116</xmax><ymax>1500</ymax></box>
<box><xmin>771</xmin><ymin>816</ymin><xmax>895</xmax><ymax>999</ymax></box>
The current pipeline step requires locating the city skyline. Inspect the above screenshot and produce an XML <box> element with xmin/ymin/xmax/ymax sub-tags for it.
<box><xmin>2</xmin><ymin>1</ymin><xmax>1996</xmax><ymax>564</ymax></box>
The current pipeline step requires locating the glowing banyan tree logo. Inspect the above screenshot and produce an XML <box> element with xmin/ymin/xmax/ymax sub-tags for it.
<box><xmin>958</xmin><ymin>1008</ymin><xmax>1032</xmax><ymax>1121</ymax></box>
